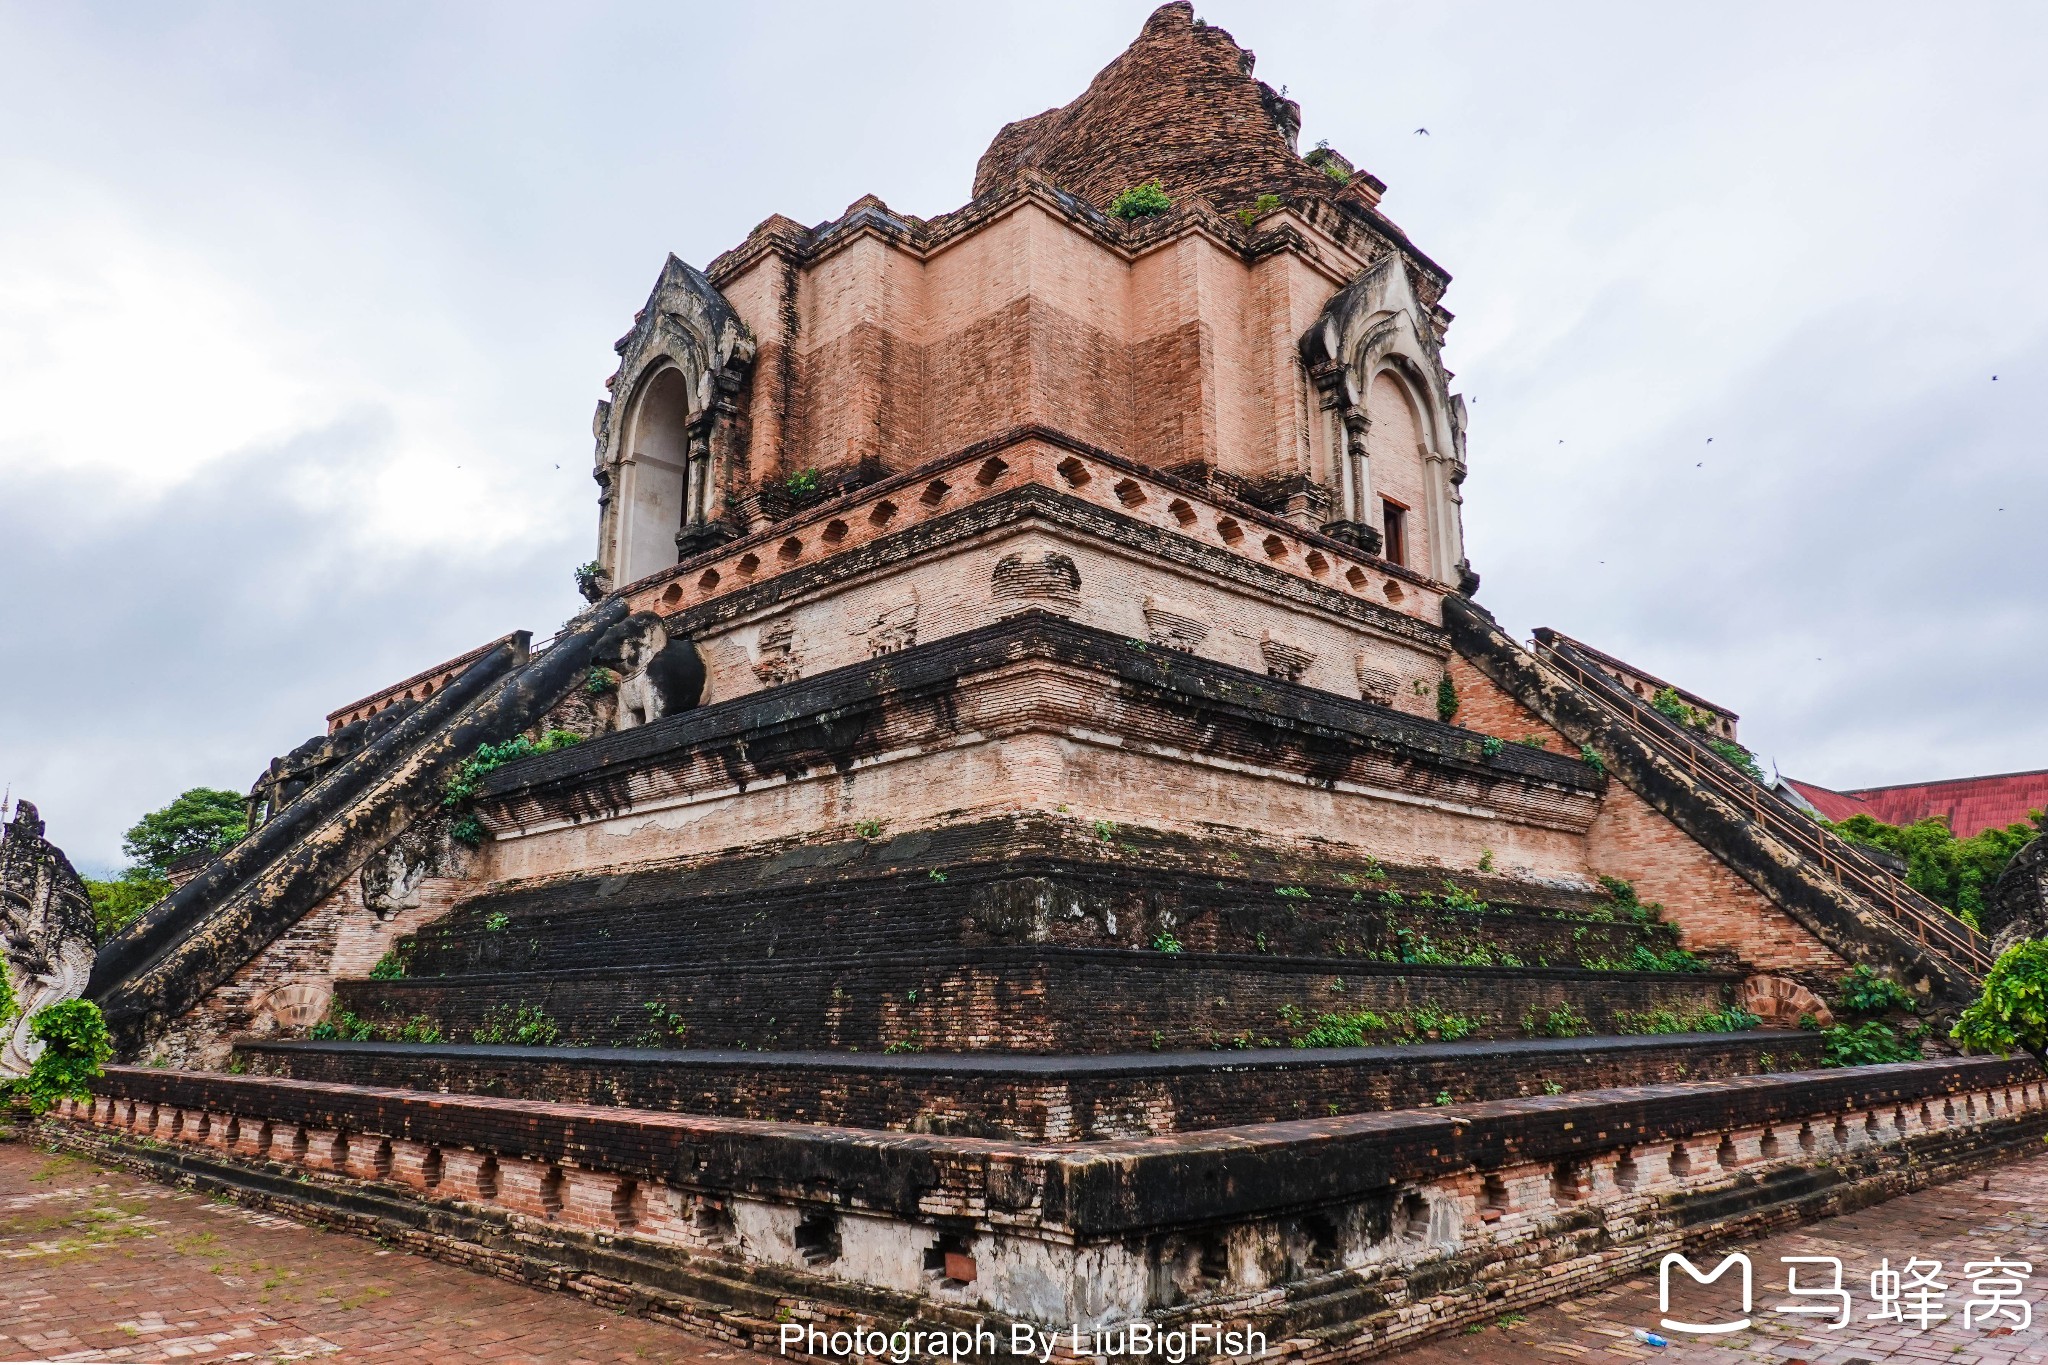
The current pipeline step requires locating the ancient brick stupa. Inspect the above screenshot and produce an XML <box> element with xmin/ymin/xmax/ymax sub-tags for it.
<box><xmin>60</xmin><ymin>7</ymin><xmax>2035</xmax><ymax>1357</ymax></box>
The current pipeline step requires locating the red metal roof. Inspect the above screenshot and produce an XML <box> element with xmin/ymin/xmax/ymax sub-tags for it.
<box><xmin>1785</xmin><ymin>770</ymin><xmax>2048</xmax><ymax>837</ymax></box>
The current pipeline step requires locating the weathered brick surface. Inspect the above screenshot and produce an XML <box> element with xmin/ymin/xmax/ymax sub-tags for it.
<box><xmin>237</xmin><ymin>1032</ymin><xmax>1823</xmax><ymax>1141</ymax></box>
<box><xmin>39</xmin><ymin>1058</ymin><xmax>2048</xmax><ymax>1361</ymax></box>
<box><xmin>0</xmin><ymin>1138</ymin><xmax>759</xmax><ymax>1365</ymax></box>
<box><xmin>332</xmin><ymin>948</ymin><xmax>1739</xmax><ymax>1055</ymax></box>
<box><xmin>1448</xmin><ymin>649</ymin><xmax>1846</xmax><ymax>978</ymax></box>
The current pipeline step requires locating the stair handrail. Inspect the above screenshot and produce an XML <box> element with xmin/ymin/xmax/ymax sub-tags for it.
<box><xmin>1533</xmin><ymin>637</ymin><xmax>1991</xmax><ymax>977</ymax></box>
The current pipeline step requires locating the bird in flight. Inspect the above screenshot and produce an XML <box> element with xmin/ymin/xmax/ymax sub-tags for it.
<box><xmin>1414</xmin><ymin>128</ymin><xmax>1430</xmax><ymax>136</ymax></box>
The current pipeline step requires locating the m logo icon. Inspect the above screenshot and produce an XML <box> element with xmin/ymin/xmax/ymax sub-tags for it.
<box><xmin>1660</xmin><ymin>1251</ymin><xmax>1753</xmax><ymax>1334</ymax></box>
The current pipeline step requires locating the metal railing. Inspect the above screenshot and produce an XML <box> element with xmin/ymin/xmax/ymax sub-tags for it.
<box><xmin>1535</xmin><ymin>640</ymin><xmax>1993</xmax><ymax>980</ymax></box>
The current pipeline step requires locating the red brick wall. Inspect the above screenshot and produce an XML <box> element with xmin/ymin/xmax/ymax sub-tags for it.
<box><xmin>1448</xmin><ymin>655</ymin><xmax>1844</xmax><ymax>976</ymax></box>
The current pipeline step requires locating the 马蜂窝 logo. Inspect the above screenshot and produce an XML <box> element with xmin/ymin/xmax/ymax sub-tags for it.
<box><xmin>1660</xmin><ymin>1252</ymin><xmax>1753</xmax><ymax>1335</ymax></box>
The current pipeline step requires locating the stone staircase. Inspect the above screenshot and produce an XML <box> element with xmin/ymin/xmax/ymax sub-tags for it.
<box><xmin>87</xmin><ymin>598</ymin><xmax>629</xmax><ymax>1052</ymax></box>
<box><xmin>1447</xmin><ymin>595</ymin><xmax>1992</xmax><ymax>1002</ymax></box>
<box><xmin>1531</xmin><ymin>627</ymin><xmax>1993</xmax><ymax>983</ymax></box>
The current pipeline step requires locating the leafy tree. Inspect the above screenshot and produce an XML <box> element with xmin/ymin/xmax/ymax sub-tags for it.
<box><xmin>1953</xmin><ymin>939</ymin><xmax>2048</xmax><ymax>1074</ymax></box>
<box><xmin>84</xmin><ymin>871</ymin><xmax>173</xmax><ymax>939</ymax></box>
<box><xmin>1826</xmin><ymin>811</ymin><xmax>2042</xmax><ymax>927</ymax></box>
<box><xmin>120</xmin><ymin>787</ymin><xmax>248</xmax><ymax>877</ymax></box>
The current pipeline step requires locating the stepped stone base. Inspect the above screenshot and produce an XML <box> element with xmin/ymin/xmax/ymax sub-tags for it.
<box><xmin>236</xmin><ymin>1032</ymin><xmax>1824</xmax><ymax>1141</ymax></box>
<box><xmin>332</xmin><ymin>948</ymin><xmax>1743</xmax><ymax>1054</ymax></box>
<box><xmin>49</xmin><ymin>1057</ymin><xmax>2048</xmax><ymax>1361</ymax></box>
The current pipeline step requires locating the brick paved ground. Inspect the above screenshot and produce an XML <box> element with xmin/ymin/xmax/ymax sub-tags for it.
<box><xmin>0</xmin><ymin>1134</ymin><xmax>777</xmax><ymax>1364</ymax></box>
<box><xmin>1393</xmin><ymin>1149</ymin><xmax>2048</xmax><ymax>1363</ymax></box>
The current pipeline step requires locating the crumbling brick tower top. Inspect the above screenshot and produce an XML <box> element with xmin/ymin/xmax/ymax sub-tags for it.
<box><xmin>589</xmin><ymin>1</ymin><xmax>1474</xmax><ymax>599</ymax></box>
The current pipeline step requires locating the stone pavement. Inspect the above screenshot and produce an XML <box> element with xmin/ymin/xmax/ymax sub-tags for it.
<box><xmin>1391</xmin><ymin>1148</ymin><xmax>2048</xmax><ymax>1363</ymax></box>
<box><xmin>0</xmin><ymin>1134</ymin><xmax>777</xmax><ymax>1364</ymax></box>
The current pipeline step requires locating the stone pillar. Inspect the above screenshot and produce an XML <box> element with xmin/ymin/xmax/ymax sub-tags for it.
<box><xmin>234</xmin><ymin>1119</ymin><xmax>274</xmax><ymax>1159</ymax></box>
<box><xmin>493</xmin><ymin>1158</ymin><xmax>563</xmax><ymax>1219</ymax></box>
<box><xmin>302</xmin><ymin>1128</ymin><xmax>349</xmax><ymax>1172</ymax></box>
<box><xmin>386</xmin><ymin>1141</ymin><xmax>441</xmax><ymax>1192</ymax></box>
<box><xmin>343</xmin><ymin>1136</ymin><xmax>393</xmax><ymax>1182</ymax></box>
<box><xmin>438</xmin><ymin>1150</ymin><xmax>497</xmax><ymax>1202</ymax></box>
<box><xmin>562</xmin><ymin>1169</ymin><xmax>636</xmax><ymax>1230</ymax></box>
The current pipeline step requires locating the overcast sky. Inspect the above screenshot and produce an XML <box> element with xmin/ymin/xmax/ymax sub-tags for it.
<box><xmin>3</xmin><ymin>1</ymin><xmax>2044</xmax><ymax>875</ymax></box>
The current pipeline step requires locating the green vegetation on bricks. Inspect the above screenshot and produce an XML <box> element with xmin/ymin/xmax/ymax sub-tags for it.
<box><xmin>1</xmin><ymin>1000</ymin><xmax>114</xmax><ymax>1114</ymax></box>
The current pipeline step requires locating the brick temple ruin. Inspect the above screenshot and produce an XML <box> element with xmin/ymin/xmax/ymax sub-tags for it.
<box><xmin>37</xmin><ymin>6</ymin><xmax>2047</xmax><ymax>1358</ymax></box>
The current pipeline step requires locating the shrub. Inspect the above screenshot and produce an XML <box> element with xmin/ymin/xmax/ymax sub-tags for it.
<box><xmin>472</xmin><ymin>1004</ymin><xmax>562</xmax><ymax>1047</ymax></box>
<box><xmin>637</xmin><ymin>1001</ymin><xmax>690</xmax><ymax>1047</ymax></box>
<box><xmin>310</xmin><ymin>1008</ymin><xmax>375</xmax><ymax>1042</ymax></box>
<box><xmin>1292</xmin><ymin>1006</ymin><xmax>1477</xmax><ymax>1048</ymax></box>
<box><xmin>1109</xmin><ymin>179</ymin><xmax>1173</xmax><ymax>219</ymax></box>
<box><xmin>367</xmin><ymin>952</ymin><xmax>407</xmax><ymax>981</ymax></box>
<box><xmin>1440</xmin><ymin>881</ymin><xmax>1490</xmax><ymax>915</ymax></box>
<box><xmin>0</xmin><ymin>960</ymin><xmax>12</xmax><ymax>1028</ymax></box>
<box><xmin>1596</xmin><ymin>875</ymin><xmax>1662</xmax><ymax>924</ymax></box>
<box><xmin>1707</xmin><ymin>737</ymin><xmax>1766</xmax><ymax>782</ymax></box>
<box><xmin>1820</xmin><ymin>1019</ymin><xmax>1923</xmax><ymax>1067</ymax></box>
<box><xmin>1151</xmin><ymin>931</ymin><xmax>1184</xmax><ymax>954</ymax></box>
<box><xmin>1522</xmin><ymin>1003</ymin><xmax>1591</xmax><ymax>1038</ymax></box>
<box><xmin>1836</xmin><ymin>964</ymin><xmax>1916</xmax><ymax>1018</ymax></box>
<box><xmin>4</xmin><ymin>1000</ymin><xmax>114</xmax><ymax>1113</ymax></box>
<box><xmin>784</xmin><ymin>468</ymin><xmax>822</xmax><ymax>499</ymax></box>
<box><xmin>449</xmin><ymin>814</ymin><xmax>487</xmax><ymax>846</ymax></box>
<box><xmin>85</xmin><ymin>871</ymin><xmax>173</xmax><ymax>940</ymax></box>
<box><xmin>585</xmin><ymin>666</ymin><xmax>619</xmax><ymax>696</ymax></box>
<box><xmin>1579</xmin><ymin>744</ymin><xmax>1606</xmax><ymax>776</ymax></box>
<box><xmin>443</xmin><ymin>731</ymin><xmax>583</xmax><ymax>806</ymax></box>
<box><xmin>1587</xmin><ymin>944</ymin><xmax>1707</xmax><ymax>973</ymax></box>
<box><xmin>1235</xmin><ymin>192</ymin><xmax>1284</xmax><ymax>226</ymax></box>
<box><xmin>392</xmin><ymin>1014</ymin><xmax>443</xmax><ymax>1044</ymax></box>
<box><xmin>1480</xmin><ymin>736</ymin><xmax>1504</xmax><ymax>758</ymax></box>
<box><xmin>1953</xmin><ymin>939</ymin><xmax>2048</xmax><ymax>1072</ymax></box>
<box><xmin>1436</xmin><ymin>674</ymin><xmax>1459</xmax><ymax>722</ymax></box>
<box><xmin>1616</xmin><ymin>1005</ymin><xmax>1759</xmax><ymax>1035</ymax></box>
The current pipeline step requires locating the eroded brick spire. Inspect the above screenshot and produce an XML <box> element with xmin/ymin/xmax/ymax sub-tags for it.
<box><xmin>973</xmin><ymin>2</ymin><xmax>1369</xmax><ymax>213</ymax></box>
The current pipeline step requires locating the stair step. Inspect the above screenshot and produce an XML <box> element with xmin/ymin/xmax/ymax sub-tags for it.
<box><xmin>241</xmin><ymin>1029</ymin><xmax>1813</xmax><ymax>1140</ymax></box>
<box><xmin>334</xmin><ymin>946</ymin><xmax>1746</xmax><ymax>1056</ymax></box>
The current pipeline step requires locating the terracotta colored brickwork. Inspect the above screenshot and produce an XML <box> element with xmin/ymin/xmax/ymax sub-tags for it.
<box><xmin>1588</xmin><ymin>780</ymin><xmax>1845</xmax><ymax>977</ymax></box>
<box><xmin>1447</xmin><ymin>652</ymin><xmax>1843</xmax><ymax>977</ymax></box>
<box><xmin>1446</xmin><ymin>653</ymin><xmax>1572</xmax><ymax>752</ymax></box>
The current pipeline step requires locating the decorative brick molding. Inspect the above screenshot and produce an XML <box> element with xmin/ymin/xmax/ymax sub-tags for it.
<box><xmin>1740</xmin><ymin>974</ymin><xmax>1836</xmax><ymax>1029</ymax></box>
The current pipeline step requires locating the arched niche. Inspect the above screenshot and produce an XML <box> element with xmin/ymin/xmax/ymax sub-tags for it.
<box><xmin>1300</xmin><ymin>256</ymin><xmax>1470</xmax><ymax>588</ymax></box>
<box><xmin>1362</xmin><ymin>367</ymin><xmax>1432</xmax><ymax>571</ymax></box>
<box><xmin>614</xmin><ymin>365</ymin><xmax>694</xmax><ymax>586</ymax></box>
<box><xmin>592</xmin><ymin>255</ymin><xmax>756</xmax><ymax>590</ymax></box>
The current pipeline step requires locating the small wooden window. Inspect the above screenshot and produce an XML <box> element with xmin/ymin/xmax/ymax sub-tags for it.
<box><xmin>1381</xmin><ymin>499</ymin><xmax>1408</xmax><ymax>566</ymax></box>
